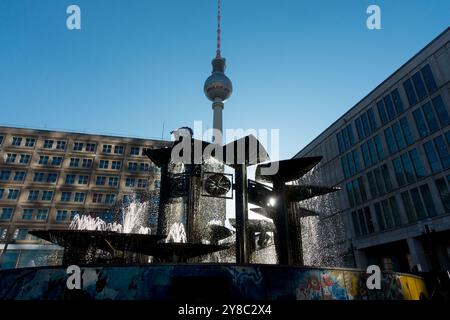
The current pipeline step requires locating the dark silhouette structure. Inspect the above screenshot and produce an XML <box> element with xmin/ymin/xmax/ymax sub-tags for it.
<box><xmin>29</xmin><ymin>131</ymin><xmax>338</xmax><ymax>266</ymax></box>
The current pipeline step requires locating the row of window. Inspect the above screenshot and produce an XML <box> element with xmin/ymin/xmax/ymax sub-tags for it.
<box><xmin>341</xmin><ymin>95</ymin><xmax>449</xmax><ymax>181</ymax></box>
<box><xmin>347</xmin><ymin>137</ymin><xmax>450</xmax><ymax>208</ymax></box>
<box><xmin>384</xmin><ymin>117</ymin><xmax>414</xmax><ymax>154</ymax></box>
<box><xmin>102</xmin><ymin>144</ymin><xmax>123</xmax><ymax>154</ymax></box>
<box><xmin>98</xmin><ymin>159</ymin><xmax>120</xmax><ymax>169</ymax></box>
<box><xmin>66</xmin><ymin>174</ymin><xmax>89</xmax><ymax>185</ymax></box>
<box><xmin>346</xmin><ymin>164</ymin><xmax>393</xmax><ymax>207</ymax></box>
<box><xmin>5</xmin><ymin>154</ymin><xmax>62</xmax><ymax>167</ymax></box>
<box><xmin>340</xmin><ymin>77</ymin><xmax>411</xmax><ymax>154</ymax></box>
<box><xmin>337</xmin><ymin>62</ymin><xmax>441</xmax><ymax>176</ymax></box>
<box><xmin>0</xmin><ymin>208</ymin><xmax>14</xmax><ymax>220</ymax></box>
<box><xmin>4</xmin><ymin>153</ymin><xmax>31</xmax><ymax>164</ymax></box>
<box><xmin>92</xmin><ymin>193</ymin><xmax>117</xmax><ymax>204</ymax></box>
<box><xmin>341</xmin><ymin>134</ymin><xmax>385</xmax><ymax>180</ymax></box>
<box><xmin>0</xmin><ymin>170</ymin><xmax>26</xmax><ymax>182</ymax></box>
<box><xmin>346</xmin><ymin>177</ymin><xmax>367</xmax><ymax>207</ymax></box>
<box><xmin>435</xmin><ymin>175</ymin><xmax>450</xmax><ymax>212</ymax></box>
<box><xmin>38</xmin><ymin>155</ymin><xmax>63</xmax><ymax>166</ymax></box>
<box><xmin>0</xmin><ymin>136</ymin><xmax>146</xmax><ymax>156</ymax></box>
<box><xmin>0</xmin><ymin>189</ymin><xmax>20</xmax><ymax>200</ymax></box>
<box><xmin>403</xmin><ymin>64</ymin><xmax>438</xmax><ymax>107</ymax></box>
<box><xmin>351</xmin><ymin>206</ymin><xmax>374</xmax><ymax>236</ymax></box>
<box><xmin>374</xmin><ymin>196</ymin><xmax>402</xmax><ymax>231</ymax></box>
<box><xmin>33</xmin><ymin>172</ymin><xmax>58</xmax><ymax>183</ymax></box>
<box><xmin>351</xmin><ymin>182</ymin><xmax>438</xmax><ymax>237</ymax></box>
<box><xmin>74</xmin><ymin>142</ymin><xmax>95</xmax><ymax>152</ymax></box>
<box><xmin>1</xmin><ymin>212</ymin><xmax>150</xmax><ymax>229</ymax></box>
<box><xmin>43</xmin><ymin>139</ymin><xmax>67</xmax><ymax>150</ymax></box>
<box><xmin>348</xmin><ymin>148</ymin><xmax>428</xmax><ymax>205</ymax></box>
<box><xmin>28</xmin><ymin>190</ymin><xmax>57</xmax><ymax>201</ymax></box>
<box><xmin>360</xmin><ymin>135</ymin><xmax>385</xmax><ymax>168</ymax></box>
<box><xmin>0</xmin><ymin>209</ymin><xmax>82</xmax><ymax>226</ymax></box>
<box><xmin>355</xmin><ymin>107</ymin><xmax>378</xmax><ymax>141</ymax></box>
<box><xmin>6</xmin><ymin>136</ymin><xmax>76</xmax><ymax>150</ymax></box>
<box><xmin>1</xmin><ymin>185</ymin><xmax>159</xmax><ymax>204</ymax></box>
<box><xmin>0</xmin><ymin>170</ymin><xmax>154</xmax><ymax>189</ymax></box>
<box><xmin>0</xmin><ymin>192</ymin><xmax>74</xmax><ymax>211</ymax></box>
<box><xmin>413</xmin><ymin>95</ymin><xmax>450</xmax><ymax>139</ymax></box>
<box><xmin>56</xmin><ymin>210</ymin><xmax>82</xmax><ymax>222</ymax></box>
<box><xmin>21</xmin><ymin>208</ymin><xmax>49</xmax><ymax>221</ymax></box>
<box><xmin>344</xmin><ymin>115</ymin><xmax>415</xmax><ymax>181</ymax></box>
<box><xmin>341</xmin><ymin>150</ymin><xmax>361</xmax><ymax>179</ymax></box>
<box><xmin>0</xmin><ymin>228</ymin><xmax>42</xmax><ymax>241</ymax></box>
<box><xmin>11</xmin><ymin>190</ymin><xmax>155</xmax><ymax>204</ymax></box>
<box><xmin>337</xmin><ymin>125</ymin><xmax>356</xmax><ymax>153</ymax></box>
<box><xmin>392</xmin><ymin>148</ymin><xmax>425</xmax><ymax>187</ymax></box>
<box><xmin>423</xmin><ymin>133</ymin><xmax>450</xmax><ymax>174</ymax></box>
<box><xmin>376</xmin><ymin>88</ymin><xmax>404</xmax><ymax>126</ymax></box>
<box><xmin>124</xmin><ymin>177</ymin><xmax>149</xmax><ymax>188</ymax></box>
<box><xmin>0</xmin><ymin>201</ymin><xmax>140</xmax><ymax>221</ymax></box>
<box><xmin>0</xmin><ymin>190</ymin><xmax>85</xmax><ymax>203</ymax></box>
<box><xmin>366</xmin><ymin>164</ymin><xmax>393</xmax><ymax>198</ymax></box>
<box><xmin>400</xmin><ymin>184</ymin><xmax>437</xmax><ymax>222</ymax></box>
<box><xmin>1</xmin><ymin>154</ymin><xmax>154</xmax><ymax>172</ymax></box>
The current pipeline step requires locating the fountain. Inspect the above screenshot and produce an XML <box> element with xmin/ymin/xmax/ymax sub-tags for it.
<box><xmin>0</xmin><ymin>130</ymin><xmax>429</xmax><ymax>300</ymax></box>
<box><xmin>0</xmin><ymin>0</ymin><xmax>429</xmax><ymax>300</ymax></box>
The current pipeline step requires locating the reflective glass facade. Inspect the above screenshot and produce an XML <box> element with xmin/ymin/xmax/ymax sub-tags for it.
<box><xmin>294</xmin><ymin>28</ymin><xmax>450</xmax><ymax>272</ymax></box>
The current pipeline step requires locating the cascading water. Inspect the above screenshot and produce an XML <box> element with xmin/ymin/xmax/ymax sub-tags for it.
<box><xmin>69</xmin><ymin>195</ymin><xmax>152</xmax><ymax>235</ymax></box>
<box><xmin>295</xmin><ymin>166</ymin><xmax>347</xmax><ymax>267</ymax></box>
<box><xmin>122</xmin><ymin>201</ymin><xmax>151</xmax><ymax>234</ymax></box>
<box><xmin>166</xmin><ymin>222</ymin><xmax>187</xmax><ymax>243</ymax></box>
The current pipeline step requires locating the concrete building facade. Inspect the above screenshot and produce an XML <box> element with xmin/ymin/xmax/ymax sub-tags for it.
<box><xmin>0</xmin><ymin>126</ymin><xmax>168</xmax><ymax>268</ymax></box>
<box><xmin>294</xmin><ymin>27</ymin><xmax>450</xmax><ymax>273</ymax></box>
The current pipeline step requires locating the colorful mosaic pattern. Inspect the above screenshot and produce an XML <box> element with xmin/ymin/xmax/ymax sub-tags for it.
<box><xmin>0</xmin><ymin>265</ymin><xmax>428</xmax><ymax>300</ymax></box>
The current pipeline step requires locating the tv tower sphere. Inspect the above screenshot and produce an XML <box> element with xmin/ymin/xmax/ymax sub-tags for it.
<box><xmin>204</xmin><ymin>57</ymin><xmax>233</xmax><ymax>102</ymax></box>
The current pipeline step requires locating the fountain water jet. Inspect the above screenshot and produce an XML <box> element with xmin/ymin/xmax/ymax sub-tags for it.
<box><xmin>68</xmin><ymin>197</ymin><xmax>152</xmax><ymax>235</ymax></box>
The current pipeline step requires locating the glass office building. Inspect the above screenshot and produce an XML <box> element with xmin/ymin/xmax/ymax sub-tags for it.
<box><xmin>294</xmin><ymin>27</ymin><xmax>450</xmax><ymax>273</ymax></box>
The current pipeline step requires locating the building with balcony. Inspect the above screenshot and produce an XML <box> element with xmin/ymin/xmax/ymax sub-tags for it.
<box><xmin>0</xmin><ymin>126</ymin><xmax>168</xmax><ymax>268</ymax></box>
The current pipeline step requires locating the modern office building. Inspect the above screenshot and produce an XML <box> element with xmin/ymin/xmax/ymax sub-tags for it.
<box><xmin>0</xmin><ymin>126</ymin><xmax>169</xmax><ymax>268</ymax></box>
<box><xmin>294</xmin><ymin>27</ymin><xmax>450</xmax><ymax>273</ymax></box>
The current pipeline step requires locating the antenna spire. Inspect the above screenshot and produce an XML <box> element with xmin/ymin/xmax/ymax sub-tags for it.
<box><xmin>216</xmin><ymin>0</ymin><xmax>221</xmax><ymax>58</ymax></box>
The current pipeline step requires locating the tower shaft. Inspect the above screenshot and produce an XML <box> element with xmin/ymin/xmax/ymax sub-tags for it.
<box><xmin>212</xmin><ymin>99</ymin><xmax>224</xmax><ymax>144</ymax></box>
<box><xmin>204</xmin><ymin>0</ymin><xmax>232</xmax><ymax>145</ymax></box>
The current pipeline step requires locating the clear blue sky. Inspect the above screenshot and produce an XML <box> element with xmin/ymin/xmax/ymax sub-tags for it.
<box><xmin>0</xmin><ymin>0</ymin><xmax>449</xmax><ymax>159</ymax></box>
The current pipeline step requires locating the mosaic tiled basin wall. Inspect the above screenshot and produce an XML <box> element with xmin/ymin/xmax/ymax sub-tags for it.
<box><xmin>0</xmin><ymin>264</ymin><xmax>428</xmax><ymax>300</ymax></box>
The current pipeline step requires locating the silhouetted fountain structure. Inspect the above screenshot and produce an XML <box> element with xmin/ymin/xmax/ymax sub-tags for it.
<box><xmin>28</xmin><ymin>129</ymin><xmax>339</xmax><ymax>266</ymax></box>
<box><xmin>2</xmin><ymin>154</ymin><xmax>430</xmax><ymax>301</ymax></box>
<box><xmin>0</xmin><ymin>0</ymin><xmax>430</xmax><ymax>300</ymax></box>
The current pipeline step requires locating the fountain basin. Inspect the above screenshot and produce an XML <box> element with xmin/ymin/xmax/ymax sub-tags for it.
<box><xmin>0</xmin><ymin>264</ymin><xmax>427</xmax><ymax>300</ymax></box>
<box><xmin>28</xmin><ymin>230</ymin><xmax>229</xmax><ymax>264</ymax></box>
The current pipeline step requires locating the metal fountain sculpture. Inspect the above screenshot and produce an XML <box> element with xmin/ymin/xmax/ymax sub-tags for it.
<box><xmin>29</xmin><ymin>129</ymin><xmax>338</xmax><ymax>266</ymax></box>
<box><xmin>0</xmin><ymin>2</ymin><xmax>431</xmax><ymax>302</ymax></box>
<box><xmin>29</xmin><ymin>0</ymin><xmax>339</xmax><ymax>266</ymax></box>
